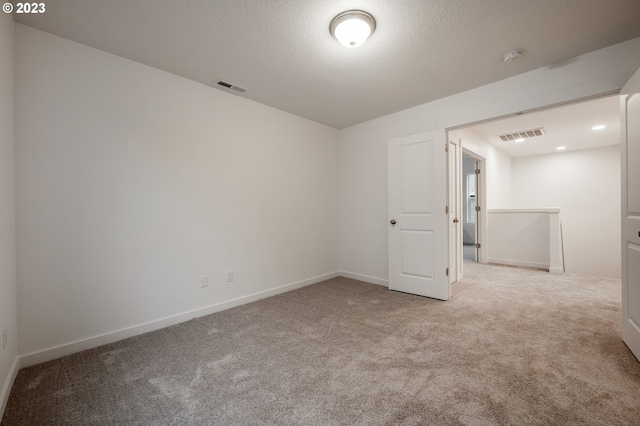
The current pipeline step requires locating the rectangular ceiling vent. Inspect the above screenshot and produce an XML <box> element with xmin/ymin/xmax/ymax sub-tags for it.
<box><xmin>497</xmin><ymin>127</ymin><xmax>545</xmax><ymax>142</ymax></box>
<box><xmin>214</xmin><ymin>80</ymin><xmax>247</xmax><ymax>94</ymax></box>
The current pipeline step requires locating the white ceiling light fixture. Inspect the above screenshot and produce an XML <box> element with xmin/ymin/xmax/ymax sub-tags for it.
<box><xmin>330</xmin><ymin>10</ymin><xmax>376</xmax><ymax>48</ymax></box>
<box><xmin>592</xmin><ymin>124</ymin><xmax>606</xmax><ymax>130</ymax></box>
<box><xmin>556</xmin><ymin>146</ymin><xmax>566</xmax><ymax>150</ymax></box>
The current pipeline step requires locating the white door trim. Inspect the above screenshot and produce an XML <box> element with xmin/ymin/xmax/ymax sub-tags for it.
<box><xmin>461</xmin><ymin>148</ymin><xmax>487</xmax><ymax>264</ymax></box>
<box><xmin>448</xmin><ymin>137</ymin><xmax>462</xmax><ymax>283</ymax></box>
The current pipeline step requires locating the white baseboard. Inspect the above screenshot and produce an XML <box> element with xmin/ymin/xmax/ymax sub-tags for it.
<box><xmin>339</xmin><ymin>270</ymin><xmax>388</xmax><ymax>287</ymax></box>
<box><xmin>1</xmin><ymin>356</ymin><xmax>20</xmax><ymax>419</ymax></box>
<box><xmin>19</xmin><ymin>271</ymin><xmax>340</xmax><ymax>368</ymax></box>
<box><xmin>488</xmin><ymin>257</ymin><xmax>549</xmax><ymax>271</ymax></box>
<box><xmin>549</xmin><ymin>266</ymin><xmax>564</xmax><ymax>274</ymax></box>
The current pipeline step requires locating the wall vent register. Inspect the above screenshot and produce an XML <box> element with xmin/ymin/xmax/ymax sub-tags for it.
<box><xmin>497</xmin><ymin>127</ymin><xmax>545</xmax><ymax>142</ymax></box>
<box><xmin>214</xmin><ymin>80</ymin><xmax>247</xmax><ymax>93</ymax></box>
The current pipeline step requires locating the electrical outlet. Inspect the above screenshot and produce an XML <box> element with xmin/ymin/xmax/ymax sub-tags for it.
<box><xmin>200</xmin><ymin>275</ymin><xmax>208</xmax><ymax>288</ymax></box>
<box><xmin>2</xmin><ymin>328</ymin><xmax>7</xmax><ymax>350</ymax></box>
<box><xmin>226</xmin><ymin>270</ymin><xmax>234</xmax><ymax>283</ymax></box>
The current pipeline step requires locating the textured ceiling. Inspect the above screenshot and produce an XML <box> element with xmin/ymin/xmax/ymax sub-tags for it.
<box><xmin>14</xmin><ymin>0</ymin><xmax>640</xmax><ymax>129</ymax></box>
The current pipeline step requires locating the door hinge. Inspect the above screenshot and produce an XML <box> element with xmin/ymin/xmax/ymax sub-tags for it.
<box><xmin>475</xmin><ymin>206</ymin><xmax>481</xmax><ymax>212</ymax></box>
<box><xmin>475</xmin><ymin>243</ymin><xmax>481</xmax><ymax>249</ymax></box>
<box><xmin>445</xmin><ymin>144</ymin><xmax>449</xmax><ymax>152</ymax></box>
<box><xmin>475</xmin><ymin>168</ymin><xmax>480</xmax><ymax>175</ymax></box>
<box><xmin>446</xmin><ymin>267</ymin><xmax>449</xmax><ymax>276</ymax></box>
<box><xmin>446</xmin><ymin>206</ymin><xmax>449</xmax><ymax>214</ymax></box>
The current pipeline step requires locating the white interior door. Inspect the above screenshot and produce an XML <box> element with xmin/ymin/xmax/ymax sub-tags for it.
<box><xmin>621</xmin><ymin>66</ymin><xmax>640</xmax><ymax>362</ymax></box>
<box><xmin>388</xmin><ymin>130</ymin><xmax>449</xmax><ymax>300</ymax></box>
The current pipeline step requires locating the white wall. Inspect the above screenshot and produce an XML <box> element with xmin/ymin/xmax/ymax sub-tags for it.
<box><xmin>0</xmin><ymin>13</ymin><xmax>18</xmax><ymax>416</ymax></box>
<box><xmin>511</xmin><ymin>146</ymin><xmax>621</xmax><ymax>278</ymax></box>
<box><xmin>486</xmin><ymin>209</ymin><xmax>561</xmax><ymax>271</ymax></box>
<box><xmin>8</xmin><ymin>25</ymin><xmax>640</xmax><ymax>372</ymax></box>
<box><xmin>15</xmin><ymin>25</ymin><xmax>339</xmax><ymax>362</ymax></box>
<box><xmin>338</xmin><ymin>38</ymin><xmax>640</xmax><ymax>285</ymax></box>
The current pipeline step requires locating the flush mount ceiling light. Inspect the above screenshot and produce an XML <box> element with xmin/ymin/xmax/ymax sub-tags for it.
<box><xmin>330</xmin><ymin>10</ymin><xmax>376</xmax><ymax>48</ymax></box>
<box><xmin>592</xmin><ymin>124</ymin><xmax>606</xmax><ymax>130</ymax></box>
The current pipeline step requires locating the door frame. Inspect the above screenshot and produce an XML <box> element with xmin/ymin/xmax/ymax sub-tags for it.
<box><xmin>461</xmin><ymin>148</ymin><xmax>487</xmax><ymax>264</ymax></box>
<box><xmin>447</xmin><ymin>137</ymin><xmax>462</xmax><ymax>283</ymax></box>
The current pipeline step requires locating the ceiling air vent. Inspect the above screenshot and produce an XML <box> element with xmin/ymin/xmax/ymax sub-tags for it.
<box><xmin>497</xmin><ymin>127</ymin><xmax>545</xmax><ymax>142</ymax></box>
<box><xmin>214</xmin><ymin>80</ymin><xmax>247</xmax><ymax>94</ymax></box>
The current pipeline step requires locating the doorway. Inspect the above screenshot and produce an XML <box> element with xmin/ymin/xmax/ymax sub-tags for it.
<box><xmin>448</xmin><ymin>94</ymin><xmax>621</xmax><ymax>279</ymax></box>
<box><xmin>462</xmin><ymin>152</ymin><xmax>478</xmax><ymax>262</ymax></box>
<box><xmin>447</xmin><ymin>139</ymin><xmax>486</xmax><ymax>282</ymax></box>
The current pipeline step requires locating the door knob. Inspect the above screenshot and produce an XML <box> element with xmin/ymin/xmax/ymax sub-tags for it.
<box><xmin>453</xmin><ymin>218</ymin><xmax>459</xmax><ymax>223</ymax></box>
<box><xmin>390</xmin><ymin>219</ymin><xmax>397</xmax><ymax>225</ymax></box>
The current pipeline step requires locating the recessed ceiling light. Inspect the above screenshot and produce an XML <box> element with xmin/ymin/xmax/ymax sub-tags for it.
<box><xmin>330</xmin><ymin>10</ymin><xmax>376</xmax><ymax>48</ymax></box>
<box><xmin>591</xmin><ymin>125</ymin><xmax>606</xmax><ymax>130</ymax></box>
<box><xmin>514</xmin><ymin>138</ymin><xmax>525</xmax><ymax>143</ymax></box>
<box><xmin>556</xmin><ymin>146</ymin><xmax>566</xmax><ymax>150</ymax></box>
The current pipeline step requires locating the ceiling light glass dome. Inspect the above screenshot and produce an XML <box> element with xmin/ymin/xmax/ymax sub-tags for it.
<box><xmin>330</xmin><ymin>10</ymin><xmax>376</xmax><ymax>48</ymax></box>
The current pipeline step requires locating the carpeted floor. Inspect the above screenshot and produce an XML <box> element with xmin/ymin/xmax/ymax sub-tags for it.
<box><xmin>3</xmin><ymin>261</ymin><xmax>640</xmax><ymax>425</ymax></box>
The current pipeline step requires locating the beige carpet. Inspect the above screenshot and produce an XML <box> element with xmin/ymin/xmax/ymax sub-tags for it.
<box><xmin>3</xmin><ymin>261</ymin><xmax>640</xmax><ymax>425</ymax></box>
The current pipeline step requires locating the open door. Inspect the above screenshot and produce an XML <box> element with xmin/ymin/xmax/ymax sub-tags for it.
<box><xmin>388</xmin><ymin>130</ymin><xmax>449</xmax><ymax>300</ymax></box>
<box><xmin>621</xmin><ymin>66</ymin><xmax>640</xmax><ymax>362</ymax></box>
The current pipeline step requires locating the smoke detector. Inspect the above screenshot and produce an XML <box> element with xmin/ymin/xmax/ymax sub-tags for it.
<box><xmin>503</xmin><ymin>50</ymin><xmax>523</xmax><ymax>63</ymax></box>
